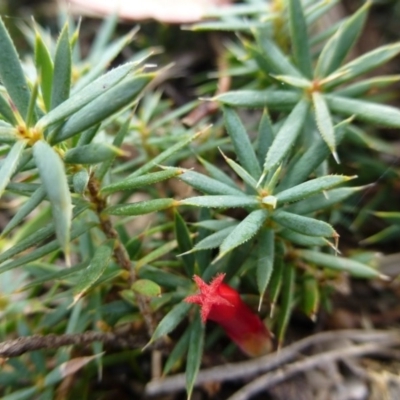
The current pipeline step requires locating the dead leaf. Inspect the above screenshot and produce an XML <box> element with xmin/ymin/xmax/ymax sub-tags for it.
<box><xmin>67</xmin><ymin>0</ymin><xmax>232</xmax><ymax>23</ymax></box>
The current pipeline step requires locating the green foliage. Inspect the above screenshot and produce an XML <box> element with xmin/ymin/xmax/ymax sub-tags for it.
<box><xmin>0</xmin><ymin>1</ymin><xmax>399</xmax><ymax>399</ymax></box>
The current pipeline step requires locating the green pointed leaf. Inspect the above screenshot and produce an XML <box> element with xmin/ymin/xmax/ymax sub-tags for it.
<box><xmin>37</xmin><ymin>63</ymin><xmax>136</xmax><ymax>129</ymax></box>
<box><xmin>220</xmin><ymin>149</ymin><xmax>258</xmax><ymax>189</ymax></box>
<box><xmin>0</xmin><ymin>17</ymin><xmax>30</xmax><ymax>119</ymax></box>
<box><xmin>35</xmin><ymin>29</ymin><xmax>54</xmax><ymax>112</ymax></box>
<box><xmin>0</xmin><ymin>140</ymin><xmax>26</xmax><ymax>198</ymax></box>
<box><xmin>95</xmin><ymin>117</ymin><xmax>131</xmax><ymax>181</ymax></box>
<box><xmin>280</xmin><ymin>229</ymin><xmax>331</xmax><ymax>248</ymax></box>
<box><xmin>195</xmin><ymin>209</ymin><xmax>213</xmax><ymax>275</ymax></box>
<box><xmin>186</xmin><ymin>312</ymin><xmax>205</xmax><ymax>399</ymax></box>
<box><xmin>361</xmin><ymin>225</ymin><xmax>400</xmax><ymax>245</ymax></box>
<box><xmin>53</xmin><ymin>74</ymin><xmax>152</xmax><ymax>143</ymax></box>
<box><xmin>255</xmin><ymin>30</ymin><xmax>302</xmax><ymax>77</ymax></box>
<box><xmin>272</xmin><ymin>210</ymin><xmax>336</xmax><ymax>237</ymax></box>
<box><xmin>64</xmin><ymin>143</ymin><xmax>122</xmax><ymax>164</ymax></box>
<box><xmin>187</xmin><ymin>226</ymin><xmax>236</xmax><ymax>253</ymax></box>
<box><xmin>374</xmin><ymin>211</ymin><xmax>400</xmax><ymax>224</ymax></box>
<box><xmin>335</xmin><ymin>75</ymin><xmax>400</xmax><ymax>98</ymax></box>
<box><xmin>105</xmin><ymin>198</ymin><xmax>176</xmax><ymax>216</ymax></box>
<box><xmin>298</xmin><ymin>249</ymin><xmax>384</xmax><ymax>278</ymax></box>
<box><xmin>51</xmin><ymin>23</ymin><xmax>71</xmax><ymax>110</ymax></box>
<box><xmin>191</xmin><ymin>20</ymin><xmax>268</xmax><ymax>32</ymax></box>
<box><xmin>215</xmin><ymin>90</ymin><xmax>301</xmax><ymax>109</ymax></box>
<box><xmin>19</xmin><ymin>261</ymin><xmax>89</xmax><ymax>292</ymax></box>
<box><xmin>88</xmin><ymin>12</ymin><xmax>119</xmax><ymax>62</ymax></box>
<box><xmin>0</xmin><ymin>204</ymin><xmax>88</xmax><ymax>264</ymax></box>
<box><xmin>257</xmin><ymin>228</ymin><xmax>274</xmax><ymax>308</ymax></box>
<box><xmin>268</xmin><ymin>253</ymin><xmax>283</xmax><ymax>317</ymax></box>
<box><xmin>0</xmin><ymin>92</ymin><xmax>17</xmax><ymax>124</ymax></box>
<box><xmin>101</xmin><ymin>169</ymin><xmax>183</xmax><ymax>195</ymax></box>
<box><xmin>73</xmin><ymin>29</ymin><xmax>136</xmax><ymax>93</ymax></box>
<box><xmin>223</xmin><ymin>106</ymin><xmax>261</xmax><ymax>179</ymax></box>
<box><xmin>1</xmin><ymin>186</ymin><xmax>46</xmax><ymax>237</ymax></box>
<box><xmin>76</xmin><ymin>124</ymin><xmax>100</xmax><ymax>146</ymax></box>
<box><xmin>33</xmin><ymin>140</ymin><xmax>72</xmax><ymax>256</ymax></box>
<box><xmin>312</xmin><ymin>92</ymin><xmax>338</xmax><ymax>160</ymax></box>
<box><xmin>325</xmin><ymin>94</ymin><xmax>400</xmax><ymax>127</ymax></box>
<box><xmin>324</xmin><ymin>42</ymin><xmax>400</xmax><ymax>89</ymax></box>
<box><xmin>179</xmin><ymin>170</ymin><xmax>244</xmax><ymax>196</ymax></box>
<box><xmin>0</xmin><ymin>221</ymin><xmax>95</xmax><ymax>274</ymax></box>
<box><xmin>72</xmin><ymin>169</ymin><xmax>89</xmax><ymax>194</ymax></box>
<box><xmin>136</xmin><ymin>239</ymin><xmax>179</xmax><ymax>270</ymax></box>
<box><xmin>218</xmin><ymin>209</ymin><xmax>268</xmax><ymax>259</ymax></box>
<box><xmin>180</xmin><ymin>195</ymin><xmax>258</xmax><ymax>209</ymax></box>
<box><xmin>198</xmin><ymin>156</ymin><xmax>238</xmax><ymax>189</ymax></box>
<box><xmin>288</xmin><ymin>186</ymin><xmax>364</xmax><ymax>215</ymax></box>
<box><xmin>272</xmin><ymin>74</ymin><xmax>312</xmax><ymax>89</ymax></box>
<box><xmin>305</xmin><ymin>0</ymin><xmax>340</xmax><ymax>26</ymax></box>
<box><xmin>256</xmin><ymin>109</ymin><xmax>275</xmax><ymax>167</ymax></box>
<box><xmin>276</xmin><ymin>263</ymin><xmax>295</xmax><ymax>346</ymax></box>
<box><xmin>132</xmin><ymin>279</ymin><xmax>161</xmax><ymax>297</ymax></box>
<box><xmin>315</xmin><ymin>1</ymin><xmax>370</xmax><ymax>77</ymax></box>
<box><xmin>302</xmin><ymin>274</ymin><xmax>320</xmax><ymax>320</ymax></box>
<box><xmin>139</xmin><ymin>265</ymin><xmax>189</xmax><ymax>289</ymax></box>
<box><xmin>288</xmin><ymin>0</ymin><xmax>313</xmax><ymax>78</ymax></box>
<box><xmin>279</xmin><ymin>120</ymin><xmax>348</xmax><ymax>190</ymax></box>
<box><xmin>174</xmin><ymin>211</ymin><xmax>195</xmax><ymax>276</ymax></box>
<box><xmin>1</xmin><ymin>387</ymin><xmax>37</xmax><ymax>400</ymax></box>
<box><xmin>163</xmin><ymin>325</ymin><xmax>191</xmax><ymax>375</ymax></box>
<box><xmin>72</xmin><ymin>240</ymin><xmax>114</xmax><ymax>304</ymax></box>
<box><xmin>148</xmin><ymin>301</ymin><xmax>192</xmax><ymax>345</ymax></box>
<box><xmin>127</xmin><ymin>130</ymin><xmax>202</xmax><ymax>179</ymax></box>
<box><xmin>275</xmin><ymin>175</ymin><xmax>356</xmax><ymax>205</ymax></box>
<box><xmin>264</xmin><ymin>99</ymin><xmax>309</xmax><ymax>171</ymax></box>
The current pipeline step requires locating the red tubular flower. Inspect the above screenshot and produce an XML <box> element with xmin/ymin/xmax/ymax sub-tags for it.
<box><xmin>185</xmin><ymin>273</ymin><xmax>272</xmax><ymax>357</ymax></box>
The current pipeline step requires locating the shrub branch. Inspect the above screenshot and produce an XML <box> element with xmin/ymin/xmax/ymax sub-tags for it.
<box><xmin>87</xmin><ymin>174</ymin><xmax>157</xmax><ymax>336</ymax></box>
<box><xmin>0</xmin><ymin>327</ymin><xmax>147</xmax><ymax>358</ymax></box>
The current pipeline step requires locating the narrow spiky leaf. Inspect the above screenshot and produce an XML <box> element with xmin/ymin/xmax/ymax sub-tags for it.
<box><xmin>315</xmin><ymin>1</ymin><xmax>370</xmax><ymax>77</ymax></box>
<box><xmin>217</xmin><ymin>209</ymin><xmax>268</xmax><ymax>260</ymax></box>
<box><xmin>180</xmin><ymin>195</ymin><xmax>259</xmax><ymax>209</ymax></box>
<box><xmin>33</xmin><ymin>140</ymin><xmax>72</xmax><ymax>258</ymax></box>
<box><xmin>51</xmin><ymin>23</ymin><xmax>71</xmax><ymax>110</ymax></box>
<box><xmin>0</xmin><ymin>17</ymin><xmax>30</xmax><ymax>118</ymax></box>
<box><xmin>37</xmin><ymin>63</ymin><xmax>136</xmax><ymax>129</ymax></box>
<box><xmin>272</xmin><ymin>210</ymin><xmax>336</xmax><ymax>237</ymax></box>
<box><xmin>215</xmin><ymin>90</ymin><xmax>301</xmax><ymax>109</ymax></box>
<box><xmin>257</xmin><ymin>228</ymin><xmax>274</xmax><ymax>310</ymax></box>
<box><xmin>34</xmin><ymin>30</ymin><xmax>54</xmax><ymax>112</ymax></box>
<box><xmin>223</xmin><ymin>106</ymin><xmax>261</xmax><ymax>179</ymax></box>
<box><xmin>0</xmin><ymin>140</ymin><xmax>27</xmax><ymax>198</ymax></box>
<box><xmin>186</xmin><ymin>313</ymin><xmax>205</xmax><ymax>399</ymax></box>
<box><xmin>72</xmin><ymin>240</ymin><xmax>115</xmax><ymax>305</ymax></box>
<box><xmin>264</xmin><ymin>99</ymin><xmax>309</xmax><ymax>171</ymax></box>
<box><xmin>275</xmin><ymin>175</ymin><xmax>356</xmax><ymax>205</ymax></box>
<box><xmin>298</xmin><ymin>250</ymin><xmax>385</xmax><ymax>279</ymax></box>
<box><xmin>325</xmin><ymin>94</ymin><xmax>400</xmax><ymax>127</ymax></box>
<box><xmin>312</xmin><ymin>92</ymin><xmax>338</xmax><ymax>161</ymax></box>
<box><xmin>288</xmin><ymin>0</ymin><xmax>313</xmax><ymax>78</ymax></box>
<box><xmin>174</xmin><ymin>211</ymin><xmax>195</xmax><ymax>276</ymax></box>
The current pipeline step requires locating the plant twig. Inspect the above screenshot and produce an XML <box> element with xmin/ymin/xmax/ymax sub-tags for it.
<box><xmin>227</xmin><ymin>339</ymin><xmax>400</xmax><ymax>400</ymax></box>
<box><xmin>87</xmin><ymin>174</ymin><xmax>157</xmax><ymax>336</ymax></box>
<box><xmin>0</xmin><ymin>329</ymin><xmax>147</xmax><ymax>358</ymax></box>
<box><xmin>144</xmin><ymin>329</ymin><xmax>400</xmax><ymax>396</ymax></box>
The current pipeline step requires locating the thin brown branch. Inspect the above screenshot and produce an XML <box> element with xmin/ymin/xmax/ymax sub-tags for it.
<box><xmin>0</xmin><ymin>329</ymin><xmax>147</xmax><ymax>358</ymax></box>
<box><xmin>87</xmin><ymin>174</ymin><xmax>157</xmax><ymax>336</ymax></box>
<box><xmin>144</xmin><ymin>329</ymin><xmax>400</xmax><ymax>396</ymax></box>
<box><xmin>227</xmin><ymin>339</ymin><xmax>400</xmax><ymax>400</ymax></box>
